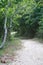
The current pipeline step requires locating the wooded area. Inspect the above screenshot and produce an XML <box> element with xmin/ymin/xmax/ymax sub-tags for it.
<box><xmin>0</xmin><ymin>0</ymin><xmax>43</xmax><ymax>48</ymax></box>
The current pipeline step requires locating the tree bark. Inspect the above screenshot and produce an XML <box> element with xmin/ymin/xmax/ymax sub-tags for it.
<box><xmin>0</xmin><ymin>16</ymin><xmax>7</xmax><ymax>49</ymax></box>
<box><xmin>0</xmin><ymin>0</ymin><xmax>10</xmax><ymax>49</ymax></box>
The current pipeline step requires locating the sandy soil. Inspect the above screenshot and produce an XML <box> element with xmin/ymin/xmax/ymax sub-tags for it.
<box><xmin>0</xmin><ymin>39</ymin><xmax>43</xmax><ymax>65</ymax></box>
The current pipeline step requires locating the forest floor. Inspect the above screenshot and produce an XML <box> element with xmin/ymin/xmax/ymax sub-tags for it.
<box><xmin>0</xmin><ymin>39</ymin><xmax>43</xmax><ymax>65</ymax></box>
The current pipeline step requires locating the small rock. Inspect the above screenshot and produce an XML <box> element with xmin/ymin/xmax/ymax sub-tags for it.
<box><xmin>1</xmin><ymin>58</ymin><xmax>6</xmax><ymax>63</ymax></box>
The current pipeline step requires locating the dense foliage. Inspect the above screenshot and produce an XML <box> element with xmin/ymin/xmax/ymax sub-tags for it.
<box><xmin>0</xmin><ymin>0</ymin><xmax>43</xmax><ymax>39</ymax></box>
<box><xmin>13</xmin><ymin>0</ymin><xmax>43</xmax><ymax>38</ymax></box>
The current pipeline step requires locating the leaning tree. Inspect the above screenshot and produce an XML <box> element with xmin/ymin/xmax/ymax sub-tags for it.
<box><xmin>0</xmin><ymin>0</ymin><xmax>25</xmax><ymax>48</ymax></box>
<box><xmin>0</xmin><ymin>0</ymin><xmax>13</xmax><ymax>48</ymax></box>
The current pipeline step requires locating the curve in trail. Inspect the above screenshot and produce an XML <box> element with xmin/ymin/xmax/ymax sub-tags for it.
<box><xmin>0</xmin><ymin>39</ymin><xmax>43</xmax><ymax>65</ymax></box>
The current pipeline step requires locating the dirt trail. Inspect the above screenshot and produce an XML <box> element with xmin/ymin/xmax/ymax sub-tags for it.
<box><xmin>0</xmin><ymin>39</ymin><xmax>43</xmax><ymax>65</ymax></box>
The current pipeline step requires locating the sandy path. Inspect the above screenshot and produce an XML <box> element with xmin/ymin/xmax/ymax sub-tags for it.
<box><xmin>0</xmin><ymin>39</ymin><xmax>43</xmax><ymax>65</ymax></box>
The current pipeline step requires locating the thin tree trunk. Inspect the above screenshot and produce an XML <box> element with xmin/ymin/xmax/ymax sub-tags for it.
<box><xmin>0</xmin><ymin>0</ymin><xmax>10</xmax><ymax>49</ymax></box>
<box><xmin>0</xmin><ymin>16</ymin><xmax>7</xmax><ymax>49</ymax></box>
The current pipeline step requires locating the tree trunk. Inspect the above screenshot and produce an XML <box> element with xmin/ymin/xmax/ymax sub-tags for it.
<box><xmin>0</xmin><ymin>16</ymin><xmax>7</xmax><ymax>49</ymax></box>
<box><xmin>0</xmin><ymin>0</ymin><xmax>10</xmax><ymax>49</ymax></box>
